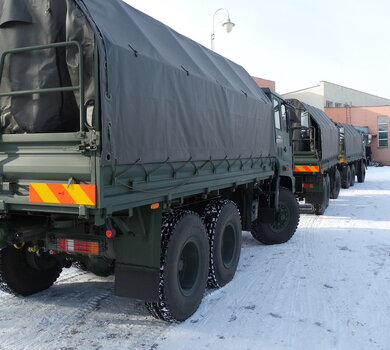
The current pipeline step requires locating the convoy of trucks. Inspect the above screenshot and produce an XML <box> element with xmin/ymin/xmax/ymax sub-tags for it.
<box><xmin>0</xmin><ymin>0</ymin><xmax>369</xmax><ymax>322</ymax></box>
<box><xmin>285</xmin><ymin>99</ymin><xmax>366</xmax><ymax>215</ymax></box>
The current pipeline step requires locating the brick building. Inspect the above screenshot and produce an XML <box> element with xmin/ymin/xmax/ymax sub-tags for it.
<box><xmin>252</xmin><ymin>76</ymin><xmax>275</xmax><ymax>91</ymax></box>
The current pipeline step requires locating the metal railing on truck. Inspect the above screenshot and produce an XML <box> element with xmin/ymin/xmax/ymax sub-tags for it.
<box><xmin>291</xmin><ymin>125</ymin><xmax>317</xmax><ymax>153</ymax></box>
<box><xmin>0</xmin><ymin>41</ymin><xmax>87</xmax><ymax>132</ymax></box>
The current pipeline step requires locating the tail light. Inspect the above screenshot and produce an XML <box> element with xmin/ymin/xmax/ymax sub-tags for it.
<box><xmin>105</xmin><ymin>229</ymin><xmax>116</xmax><ymax>238</ymax></box>
<box><xmin>303</xmin><ymin>183</ymin><xmax>314</xmax><ymax>188</ymax></box>
<box><xmin>57</xmin><ymin>238</ymin><xmax>99</xmax><ymax>255</ymax></box>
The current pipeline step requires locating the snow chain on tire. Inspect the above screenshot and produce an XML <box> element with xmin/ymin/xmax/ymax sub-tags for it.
<box><xmin>145</xmin><ymin>209</ymin><xmax>194</xmax><ymax>323</ymax></box>
<box><xmin>201</xmin><ymin>200</ymin><xmax>240</xmax><ymax>288</ymax></box>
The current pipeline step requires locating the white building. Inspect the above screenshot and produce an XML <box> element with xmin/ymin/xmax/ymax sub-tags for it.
<box><xmin>282</xmin><ymin>81</ymin><xmax>390</xmax><ymax>111</ymax></box>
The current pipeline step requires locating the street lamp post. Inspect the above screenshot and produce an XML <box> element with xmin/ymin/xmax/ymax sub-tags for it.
<box><xmin>211</xmin><ymin>8</ymin><xmax>235</xmax><ymax>50</ymax></box>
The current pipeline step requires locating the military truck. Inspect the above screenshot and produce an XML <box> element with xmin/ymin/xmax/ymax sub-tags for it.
<box><xmin>285</xmin><ymin>99</ymin><xmax>340</xmax><ymax>215</ymax></box>
<box><xmin>336</xmin><ymin>123</ymin><xmax>367</xmax><ymax>187</ymax></box>
<box><xmin>0</xmin><ymin>0</ymin><xmax>299</xmax><ymax>322</ymax></box>
<box><xmin>354</xmin><ymin>126</ymin><xmax>372</xmax><ymax>166</ymax></box>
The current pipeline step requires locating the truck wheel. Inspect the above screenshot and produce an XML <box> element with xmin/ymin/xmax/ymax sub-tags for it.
<box><xmin>84</xmin><ymin>256</ymin><xmax>115</xmax><ymax>277</ymax></box>
<box><xmin>314</xmin><ymin>175</ymin><xmax>330</xmax><ymax>215</ymax></box>
<box><xmin>350</xmin><ymin>165</ymin><xmax>355</xmax><ymax>187</ymax></box>
<box><xmin>357</xmin><ymin>161</ymin><xmax>366</xmax><ymax>183</ymax></box>
<box><xmin>0</xmin><ymin>244</ymin><xmax>62</xmax><ymax>296</ymax></box>
<box><xmin>341</xmin><ymin>166</ymin><xmax>351</xmax><ymax>189</ymax></box>
<box><xmin>251</xmin><ymin>187</ymin><xmax>299</xmax><ymax>245</ymax></box>
<box><xmin>146</xmin><ymin>210</ymin><xmax>209</xmax><ymax>322</ymax></box>
<box><xmin>330</xmin><ymin>169</ymin><xmax>341</xmax><ymax>199</ymax></box>
<box><xmin>201</xmin><ymin>200</ymin><xmax>242</xmax><ymax>288</ymax></box>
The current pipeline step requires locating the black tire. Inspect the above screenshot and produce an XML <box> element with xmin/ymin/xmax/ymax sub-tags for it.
<box><xmin>146</xmin><ymin>210</ymin><xmax>209</xmax><ymax>322</ymax></box>
<box><xmin>251</xmin><ymin>187</ymin><xmax>299</xmax><ymax>245</ymax></box>
<box><xmin>314</xmin><ymin>175</ymin><xmax>330</xmax><ymax>215</ymax></box>
<box><xmin>350</xmin><ymin>165</ymin><xmax>355</xmax><ymax>187</ymax></box>
<box><xmin>85</xmin><ymin>256</ymin><xmax>115</xmax><ymax>277</ymax></box>
<box><xmin>330</xmin><ymin>169</ymin><xmax>341</xmax><ymax>199</ymax></box>
<box><xmin>341</xmin><ymin>166</ymin><xmax>351</xmax><ymax>189</ymax></box>
<box><xmin>0</xmin><ymin>244</ymin><xmax>62</xmax><ymax>296</ymax></box>
<box><xmin>357</xmin><ymin>161</ymin><xmax>366</xmax><ymax>183</ymax></box>
<box><xmin>201</xmin><ymin>200</ymin><xmax>242</xmax><ymax>288</ymax></box>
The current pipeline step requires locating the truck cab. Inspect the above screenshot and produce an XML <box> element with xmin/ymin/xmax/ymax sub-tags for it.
<box><xmin>262</xmin><ymin>88</ymin><xmax>294</xmax><ymax>191</ymax></box>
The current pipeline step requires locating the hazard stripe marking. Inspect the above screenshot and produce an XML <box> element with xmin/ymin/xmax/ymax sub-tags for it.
<box><xmin>29</xmin><ymin>183</ymin><xmax>96</xmax><ymax>206</ymax></box>
<box><xmin>31</xmin><ymin>183</ymin><xmax>61</xmax><ymax>204</ymax></box>
<box><xmin>294</xmin><ymin>165</ymin><xmax>320</xmax><ymax>172</ymax></box>
<box><xmin>66</xmin><ymin>184</ymin><xmax>95</xmax><ymax>206</ymax></box>
<box><xmin>29</xmin><ymin>185</ymin><xmax>44</xmax><ymax>203</ymax></box>
<box><xmin>48</xmin><ymin>183</ymin><xmax>77</xmax><ymax>205</ymax></box>
<box><xmin>78</xmin><ymin>184</ymin><xmax>96</xmax><ymax>204</ymax></box>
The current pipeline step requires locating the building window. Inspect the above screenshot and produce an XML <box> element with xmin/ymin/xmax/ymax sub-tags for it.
<box><xmin>325</xmin><ymin>100</ymin><xmax>334</xmax><ymax>107</ymax></box>
<box><xmin>378</xmin><ymin>115</ymin><xmax>388</xmax><ymax>148</ymax></box>
<box><xmin>335</xmin><ymin>102</ymin><xmax>342</xmax><ymax>107</ymax></box>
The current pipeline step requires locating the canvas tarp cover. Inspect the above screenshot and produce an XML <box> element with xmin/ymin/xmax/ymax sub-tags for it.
<box><xmin>338</xmin><ymin>123</ymin><xmax>365</xmax><ymax>159</ymax></box>
<box><xmin>0</xmin><ymin>0</ymin><xmax>95</xmax><ymax>133</ymax></box>
<box><xmin>72</xmin><ymin>0</ymin><xmax>275</xmax><ymax>165</ymax></box>
<box><xmin>287</xmin><ymin>99</ymin><xmax>339</xmax><ymax>162</ymax></box>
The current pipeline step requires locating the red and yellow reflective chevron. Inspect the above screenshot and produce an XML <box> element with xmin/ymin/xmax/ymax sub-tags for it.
<box><xmin>294</xmin><ymin>165</ymin><xmax>320</xmax><ymax>172</ymax></box>
<box><xmin>29</xmin><ymin>183</ymin><xmax>96</xmax><ymax>206</ymax></box>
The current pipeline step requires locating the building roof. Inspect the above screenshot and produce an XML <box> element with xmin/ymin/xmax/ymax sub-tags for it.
<box><xmin>320</xmin><ymin>81</ymin><xmax>390</xmax><ymax>101</ymax></box>
<box><xmin>282</xmin><ymin>83</ymin><xmax>321</xmax><ymax>95</ymax></box>
<box><xmin>283</xmin><ymin>81</ymin><xmax>390</xmax><ymax>101</ymax></box>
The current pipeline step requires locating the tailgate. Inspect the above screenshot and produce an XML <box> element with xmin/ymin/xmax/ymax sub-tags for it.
<box><xmin>0</xmin><ymin>132</ymin><xmax>98</xmax><ymax>215</ymax></box>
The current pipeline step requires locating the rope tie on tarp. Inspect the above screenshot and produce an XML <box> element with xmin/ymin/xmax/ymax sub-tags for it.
<box><xmin>114</xmin><ymin>156</ymin><xmax>273</xmax><ymax>195</ymax></box>
<box><xmin>128</xmin><ymin>44</ymin><xmax>138</xmax><ymax>57</ymax></box>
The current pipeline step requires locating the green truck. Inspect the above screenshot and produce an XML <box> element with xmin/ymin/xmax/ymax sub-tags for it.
<box><xmin>285</xmin><ymin>99</ymin><xmax>341</xmax><ymax>215</ymax></box>
<box><xmin>354</xmin><ymin>126</ymin><xmax>372</xmax><ymax>166</ymax></box>
<box><xmin>336</xmin><ymin>123</ymin><xmax>367</xmax><ymax>187</ymax></box>
<box><xmin>0</xmin><ymin>0</ymin><xmax>299</xmax><ymax>322</ymax></box>
<box><xmin>280</xmin><ymin>98</ymin><xmax>366</xmax><ymax>216</ymax></box>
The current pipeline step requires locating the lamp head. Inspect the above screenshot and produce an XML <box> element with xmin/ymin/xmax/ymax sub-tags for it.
<box><xmin>222</xmin><ymin>18</ymin><xmax>235</xmax><ymax>33</ymax></box>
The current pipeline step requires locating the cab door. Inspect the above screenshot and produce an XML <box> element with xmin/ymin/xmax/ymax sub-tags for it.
<box><xmin>273</xmin><ymin>98</ymin><xmax>283</xmax><ymax>158</ymax></box>
<box><xmin>273</xmin><ymin>97</ymin><xmax>293</xmax><ymax>173</ymax></box>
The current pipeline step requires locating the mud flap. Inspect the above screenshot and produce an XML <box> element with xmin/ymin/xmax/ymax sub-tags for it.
<box><xmin>115</xmin><ymin>263</ymin><xmax>160</xmax><ymax>302</ymax></box>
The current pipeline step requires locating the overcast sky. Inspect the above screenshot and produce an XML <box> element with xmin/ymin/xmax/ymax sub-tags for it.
<box><xmin>124</xmin><ymin>0</ymin><xmax>390</xmax><ymax>98</ymax></box>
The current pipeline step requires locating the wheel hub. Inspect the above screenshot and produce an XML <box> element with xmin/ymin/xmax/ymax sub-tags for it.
<box><xmin>221</xmin><ymin>224</ymin><xmax>236</xmax><ymax>268</ymax></box>
<box><xmin>178</xmin><ymin>240</ymin><xmax>200</xmax><ymax>296</ymax></box>
<box><xmin>271</xmin><ymin>203</ymin><xmax>290</xmax><ymax>232</ymax></box>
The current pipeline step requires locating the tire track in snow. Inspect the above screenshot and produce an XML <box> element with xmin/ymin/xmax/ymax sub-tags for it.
<box><xmin>275</xmin><ymin>212</ymin><xmax>342</xmax><ymax>348</ymax></box>
<box><xmin>0</xmin><ymin>268</ymin><xmax>170</xmax><ymax>350</ymax></box>
<box><xmin>298</xmin><ymin>212</ymin><xmax>342</xmax><ymax>346</ymax></box>
<box><xmin>296</xmin><ymin>183</ymin><xmax>390</xmax><ymax>349</ymax></box>
<box><xmin>0</xmin><ymin>273</ymin><xmax>112</xmax><ymax>350</ymax></box>
<box><xmin>28</xmin><ymin>289</ymin><xmax>114</xmax><ymax>350</ymax></box>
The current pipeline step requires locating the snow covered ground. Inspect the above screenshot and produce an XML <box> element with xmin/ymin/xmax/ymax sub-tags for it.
<box><xmin>1</xmin><ymin>167</ymin><xmax>389</xmax><ymax>350</ymax></box>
